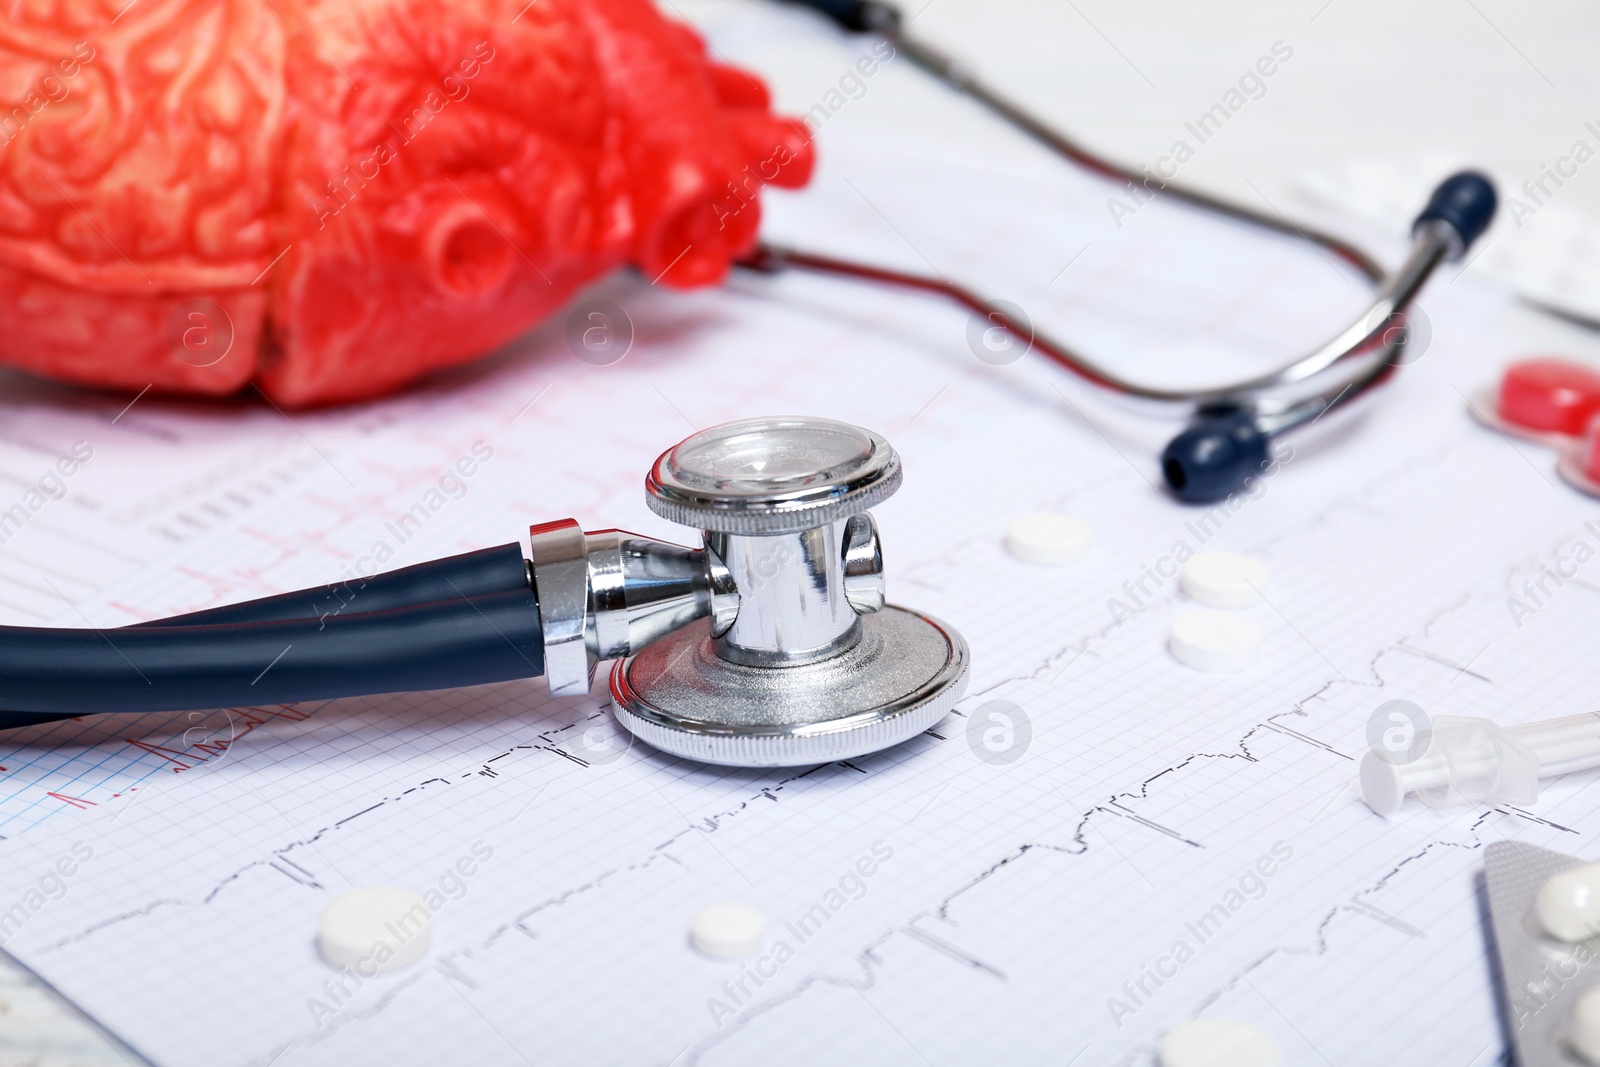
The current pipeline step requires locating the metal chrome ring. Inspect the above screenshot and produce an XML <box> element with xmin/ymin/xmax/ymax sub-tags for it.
<box><xmin>609</xmin><ymin>606</ymin><xmax>969</xmax><ymax>767</ymax></box>
<box><xmin>645</xmin><ymin>416</ymin><xmax>902</xmax><ymax>534</ymax></box>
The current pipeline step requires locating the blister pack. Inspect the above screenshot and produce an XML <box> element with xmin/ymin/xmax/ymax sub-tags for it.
<box><xmin>1485</xmin><ymin>841</ymin><xmax>1600</xmax><ymax>1066</ymax></box>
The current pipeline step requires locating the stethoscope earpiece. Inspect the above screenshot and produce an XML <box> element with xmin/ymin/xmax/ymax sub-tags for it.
<box><xmin>1411</xmin><ymin>170</ymin><xmax>1498</xmax><ymax>256</ymax></box>
<box><xmin>1160</xmin><ymin>412</ymin><xmax>1271</xmax><ymax>504</ymax></box>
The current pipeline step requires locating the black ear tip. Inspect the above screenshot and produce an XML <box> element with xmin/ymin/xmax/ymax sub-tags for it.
<box><xmin>1414</xmin><ymin>170</ymin><xmax>1498</xmax><ymax>254</ymax></box>
<box><xmin>1161</xmin><ymin>414</ymin><xmax>1270</xmax><ymax>503</ymax></box>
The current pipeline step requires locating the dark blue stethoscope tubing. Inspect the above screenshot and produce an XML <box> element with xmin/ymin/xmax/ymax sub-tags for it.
<box><xmin>131</xmin><ymin>542</ymin><xmax>531</xmax><ymax>628</ymax></box>
<box><xmin>0</xmin><ymin>549</ymin><xmax>546</xmax><ymax>728</ymax></box>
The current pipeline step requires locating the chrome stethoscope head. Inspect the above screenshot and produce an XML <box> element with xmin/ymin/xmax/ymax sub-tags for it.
<box><xmin>528</xmin><ymin>416</ymin><xmax>969</xmax><ymax>768</ymax></box>
<box><xmin>0</xmin><ymin>416</ymin><xmax>967</xmax><ymax>756</ymax></box>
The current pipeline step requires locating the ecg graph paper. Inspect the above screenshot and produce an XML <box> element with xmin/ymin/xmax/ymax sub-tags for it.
<box><xmin>0</xmin><ymin>103</ymin><xmax>1586</xmax><ymax>1067</ymax></box>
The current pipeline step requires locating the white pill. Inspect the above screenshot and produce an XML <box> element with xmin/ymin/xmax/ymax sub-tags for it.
<box><xmin>1571</xmin><ymin>983</ymin><xmax>1600</xmax><ymax>1064</ymax></box>
<box><xmin>1160</xmin><ymin>1018</ymin><xmax>1280</xmax><ymax>1067</ymax></box>
<box><xmin>1004</xmin><ymin>513</ymin><xmax>1092</xmax><ymax>565</ymax></box>
<box><xmin>1536</xmin><ymin>860</ymin><xmax>1600</xmax><ymax>942</ymax></box>
<box><xmin>1180</xmin><ymin>551</ymin><xmax>1269</xmax><ymax>608</ymax></box>
<box><xmin>690</xmin><ymin>901</ymin><xmax>764</xmax><ymax>959</ymax></box>
<box><xmin>317</xmin><ymin>887</ymin><xmax>431</xmax><ymax>972</ymax></box>
<box><xmin>1169</xmin><ymin>609</ymin><xmax>1263</xmax><ymax>672</ymax></box>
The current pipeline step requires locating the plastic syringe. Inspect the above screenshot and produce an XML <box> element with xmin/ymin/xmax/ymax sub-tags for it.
<box><xmin>1361</xmin><ymin>711</ymin><xmax>1600</xmax><ymax>817</ymax></box>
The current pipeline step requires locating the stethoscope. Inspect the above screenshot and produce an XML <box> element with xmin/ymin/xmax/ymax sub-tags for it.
<box><xmin>0</xmin><ymin>5</ymin><xmax>1504</xmax><ymax>765</ymax></box>
<box><xmin>748</xmin><ymin>0</ymin><xmax>1499</xmax><ymax>503</ymax></box>
<box><xmin>0</xmin><ymin>417</ymin><xmax>970</xmax><ymax>770</ymax></box>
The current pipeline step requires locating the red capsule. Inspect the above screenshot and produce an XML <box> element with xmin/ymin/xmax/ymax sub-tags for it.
<box><xmin>1498</xmin><ymin>359</ymin><xmax>1600</xmax><ymax>436</ymax></box>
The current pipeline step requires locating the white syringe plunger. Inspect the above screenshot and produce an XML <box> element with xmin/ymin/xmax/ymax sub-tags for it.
<box><xmin>1361</xmin><ymin>712</ymin><xmax>1600</xmax><ymax>817</ymax></box>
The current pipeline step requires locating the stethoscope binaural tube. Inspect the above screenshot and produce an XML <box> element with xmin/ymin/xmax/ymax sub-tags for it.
<box><xmin>748</xmin><ymin>177</ymin><xmax>1494</xmax><ymax>500</ymax></box>
<box><xmin>782</xmin><ymin>0</ymin><xmax>1386</xmax><ymax>283</ymax></box>
<box><xmin>1160</xmin><ymin>174</ymin><xmax>1497</xmax><ymax>501</ymax></box>
<box><xmin>761</xmin><ymin>0</ymin><xmax>1499</xmax><ymax>502</ymax></box>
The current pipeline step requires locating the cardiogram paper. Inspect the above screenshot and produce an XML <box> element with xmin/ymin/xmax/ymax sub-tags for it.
<box><xmin>0</xmin><ymin>35</ymin><xmax>1588</xmax><ymax>1067</ymax></box>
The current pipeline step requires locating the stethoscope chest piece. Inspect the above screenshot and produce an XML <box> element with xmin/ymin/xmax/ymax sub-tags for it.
<box><xmin>608</xmin><ymin>416</ymin><xmax>970</xmax><ymax>767</ymax></box>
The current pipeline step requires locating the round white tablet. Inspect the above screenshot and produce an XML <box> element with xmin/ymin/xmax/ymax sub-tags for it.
<box><xmin>690</xmin><ymin>901</ymin><xmax>764</xmax><ymax>959</ymax></box>
<box><xmin>1180</xmin><ymin>551</ymin><xmax>1269</xmax><ymax>608</ymax></box>
<box><xmin>317</xmin><ymin>888</ymin><xmax>431</xmax><ymax>973</ymax></box>
<box><xmin>1004</xmin><ymin>513</ymin><xmax>1092</xmax><ymax>565</ymax></box>
<box><xmin>1536</xmin><ymin>860</ymin><xmax>1600</xmax><ymax>942</ymax></box>
<box><xmin>1160</xmin><ymin>1018</ymin><xmax>1280</xmax><ymax>1067</ymax></box>
<box><xmin>1169</xmin><ymin>609</ymin><xmax>1264</xmax><ymax>673</ymax></box>
<box><xmin>1571</xmin><ymin>982</ymin><xmax>1600</xmax><ymax>1064</ymax></box>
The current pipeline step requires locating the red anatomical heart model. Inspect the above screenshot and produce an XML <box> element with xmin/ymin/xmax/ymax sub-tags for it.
<box><xmin>0</xmin><ymin>0</ymin><xmax>813</xmax><ymax>405</ymax></box>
